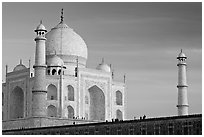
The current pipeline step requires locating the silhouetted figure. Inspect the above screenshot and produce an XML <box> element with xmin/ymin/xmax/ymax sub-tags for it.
<box><xmin>106</xmin><ymin>120</ymin><xmax>108</xmax><ymax>122</ymax></box>
<box><xmin>143</xmin><ymin>115</ymin><xmax>146</xmax><ymax>119</ymax></box>
<box><xmin>115</xmin><ymin>118</ymin><xmax>119</xmax><ymax>122</ymax></box>
<box><xmin>140</xmin><ymin>116</ymin><xmax>142</xmax><ymax>120</ymax></box>
<box><xmin>73</xmin><ymin>116</ymin><xmax>75</xmax><ymax>119</ymax></box>
<box><xmin>112</xmin><ymin>119</ymin><xmax>114</xmax><ymax>122</ymax></box>
<box><xmin>73</xmin><ymin>122</ymin><xmax>75</xmax><ymax>125</ymax></box>
<box><xmin>134</xmin><ymin>117</ymin><xmax>136</xmax><ymax>120</ymax></box>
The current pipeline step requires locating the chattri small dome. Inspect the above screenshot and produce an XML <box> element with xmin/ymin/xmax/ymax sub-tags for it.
<box><xmin>13</xmin><ymin>60</ymin><xmax>27</xmax><ymax>71</ymax></box>
<box><xmin>96</xmin><ymin>58</ymin><xmax>111</xmax><ymax>72</ymax></box>
<box><xmin>35</xmin><ymin>20</ymin><xmax>47</xmax><ymax>32</ymax></box>
<box><xmin>47</xmin><ymin>55</ymin><xmax>64</xmax><ymax>67</ymax></box>
<box><xmin>177</xmin><ymin>49</ymin><xmax>187</xmax><ymax>59</ymax></box>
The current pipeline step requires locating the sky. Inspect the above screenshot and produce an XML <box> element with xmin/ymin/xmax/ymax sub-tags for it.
<box><xmin>2</xmin><ymin>2</ymin><xmax>202</xmax><ymax>119</ymax></box>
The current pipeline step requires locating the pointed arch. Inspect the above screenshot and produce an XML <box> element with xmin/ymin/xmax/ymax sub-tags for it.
<box><xmin>52</xmin><ymin>69</ymin><xmax>56</xmax><ymax>75</ymax></box>
<box><xmin>47</xmin><ymin>84</ymin><xmax>57</xmax><ymax>100</ymax></box>
<box><xmin>116</xmin><ymin>109</ymin><xmax>123</xmax><ymax>120</ymax></box>
<box><xmin>2</xmin><ymin>92</ymin><xmax>4</xmax><ymax>106</ymax></box>
<box><xmin>68</xmin><ymin>85</ymin><xmax>74</xmax><ymax>101</ymax></box>
<box><xmin>67</xmin><ymin>105</ymin><xmax>74</xmax><ymax>118</ymax></box>
<box><xmin>88</xmin><ymin>85</ymin><xmax>105</xmax><ymax>121</ymax></box>
<box><xmin>47</xmin><ymin>105</ymin><xmax>57</xmax><ymax>117</ymax></box>
<box><xmin>58</xmin><ymin>69</ymin><xmax>61</xmax><ymax>75</ymax></box>
<box><xmin>85</xmin><ymin>95</ymin><xmax>88</xmax><ymax>104</ymax></box>
<box><xmin>116</xmin><ymin>90</ymin><xmax>122</xmax><ymax>105</ymax></box>
<box><xmin>10</xmin><ymin>86</ymin><xmax>24</xmax><ymax>119</ymax></box>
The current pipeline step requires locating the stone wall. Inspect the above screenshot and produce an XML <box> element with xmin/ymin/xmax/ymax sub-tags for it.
<box><xmin>2</xmin><ymin>114</ymin><xmax>202</xmax><ymax>135</ymax></box>
<box><xmin>2</xmin><ymin>117</ymin><xmax>98</xmax><ymax>130</ymax></box>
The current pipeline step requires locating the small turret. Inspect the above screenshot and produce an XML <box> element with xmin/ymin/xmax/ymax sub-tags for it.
<box><xmin>35</xmin><ymin>20</ymin><xmax>47</xmax><ymax>38</ymax></box>
<box><xmin>96</xmin><ymin>58</ymin><xmax>111</xmax><ymax>72</ymax></box>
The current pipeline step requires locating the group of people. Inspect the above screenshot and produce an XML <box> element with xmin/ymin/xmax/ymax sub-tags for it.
<box><xmin>73</xmin><ymin>116</ymin><xmax>86</xmax><ymax>120</ymax></box>
<box><xmin>134</xmin><ymin>115</ymin><xmax>146</xmax><ymax>120</ymax></box>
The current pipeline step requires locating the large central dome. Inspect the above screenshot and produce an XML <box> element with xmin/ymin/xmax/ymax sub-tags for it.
<box><xmin>45</xmin><ymin>21</ymin><xmax>88</xmax><ymax>66</ymax></box>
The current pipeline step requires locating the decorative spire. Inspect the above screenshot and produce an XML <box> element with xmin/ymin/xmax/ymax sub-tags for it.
<box><xmin>20</xmin><ymin>59</ymin><xmax>22</xmax><ymax>64</ymax></box>
<box><xmin>181</xmin><ymin>49</ymin><xmax>183</xmax><ymax>53</ymax></box>
<box><xmin>102</xmin><ymin>58</ymin><xmax>104</xmax><ymax>64</ymax></box>
<box><xmin>40</xmin><ymin>20</ymin><xmax>43</xmax><ymax>24</ymax></box>
<box><xmin>124</xmin><ymin>74</ymin><xmax>126</xmax><ymax>83</ymax></box>
<box><xmin>29</xmin><ymin>58</ymin><xmax>31</xmax><ymax>68</ymax></box>
<box><xmin>6</xmin><ymin>65</ymin><xmax>8</xmax><ymax>74</ymax></box>
<box><xmin>61</xmin><ymin>8</ymin><xmax>64</xmax><ymax>23</ymax></box>
<box><xmin>75</xmin><ymin>56</ymin><xmax>79</xmax><ymax>77</ymax></box>
<box><xmin>112</xmin><ymin>69</ymin><xmax>114</xmax><ymax>79</ymax></box>
<box><xmin>76</xmin><ymin>56</ymin><xmax>79</xmax><ymax>68</ymax></box>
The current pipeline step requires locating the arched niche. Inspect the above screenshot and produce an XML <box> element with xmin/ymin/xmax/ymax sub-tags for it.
<box><xmin>68</xmin><ymin>85</ymin><xmax>74</xmax><ymax>101</ymax></box>
<box><xmin>52</xmin><ymin>69</ymin><xmax>56</xmax><ymax>75</ymax></box>
<box><xmin>116</xmin><ymin>90</ymin><xmax>122</xmax><ymax>105</ymax></box>
<box><xmin>2</xmin><ymin>92</ymin><xmax>4</xmax><ymax>106</ymax></box>
<box><xmin>10</xmin><ymin>86</ymin><xmax>24</xmax><ymax>119</ymax></box>
<box><xmin>116</xmin><ymin>109</ymin><xmax>123</xmax><ymax>120</ymax></box>
<box><xmin>88</xmin><ymin>85</ymin><xmax>105</xmax><ymax>121</ymax></box>
<box><xmin>47</xmin><ymin>84</ymin><xmax>57</xmax><ymax>100</ymax></box>
<box><xmin>67</xmin><ymin>105</ymin><xmax>74</xmax><ymax>119</ymax></box>
<box><xmin>85</xmin><ymin>95</ymin><xmax>88</xmax><ymax>104</ymax></box>
<box><xmin>47</xmin><ymin>105</ymin><xmax>57</xmax><ymax>117</ymax></box>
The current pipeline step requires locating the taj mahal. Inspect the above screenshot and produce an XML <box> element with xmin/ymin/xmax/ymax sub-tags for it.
<box><xmin>2</xmin><ymin>9</ymin><xmax>126</xmax><ymax>129</ymax></box>
<box><xmin>2</xmin><ymin>9</ymin><xmax>190</xmax><ymax>131</ymax></box>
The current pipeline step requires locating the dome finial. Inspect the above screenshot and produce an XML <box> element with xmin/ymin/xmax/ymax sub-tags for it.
<box><xmin>40</xmin><ymin>20</ymin><xmax>43</xmax><ymax>24</ymax></box>
<box><xmin>20</xmin><ymin>59</ymin><xmax>22</xmax><ymax>64</ymax></box>
<box><xmin>181</xmin><ymin>49</ymin><xmax>183</xmax><ymax>53</ymax></box>
<box><xmin>102</xmin><ymin>58</ymin><xmax>104</xmax><ymax>64</ymax></box>
<box><xmin>61</xmin><ymin>8</ymin><xmax>64</xmax><ymax>23</ymax></box>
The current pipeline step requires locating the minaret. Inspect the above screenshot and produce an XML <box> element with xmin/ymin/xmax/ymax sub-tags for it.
<box><xmin>176</xmin><ymin>49</ymin><xmax>189</xmax><ymax>116</ymax></box>
<box><xmin>32</xmin><ymin>20</ymin><xmax>47</xmax><ymax>117</ymax></box>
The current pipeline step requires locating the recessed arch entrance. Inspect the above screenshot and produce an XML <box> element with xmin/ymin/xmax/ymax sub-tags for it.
<box><xmin>67</xmin><ymin>105</ymin><xmax>74</xmax><ymax>118</ymax></box>
<box><xmin>10</xmin><ymin>86</ymin><xmax>24</xmax><ymax>119</ymax></box>
<box><xmin>116</xmin><ymin>90</ymin><xmax>122</xmax><ymax>105</ymax></box>
<box><xmin>88</xmin><ymin>85</ymin><xmax>105</xmax><ymax>121</ymax></box>
<box><xmin>47</xmin><ymin>105</ymin><xmax>57</xmax><ymax>117</ymax></box>
<box><xmin>116</xmin><ymin>109</ymin><xmax>123</xmax><ymax>120</ymax></box>
<box><xmin>47</xmin><ymin>84</ymin><xmax>57</xmax><ymax>100</ymax></box>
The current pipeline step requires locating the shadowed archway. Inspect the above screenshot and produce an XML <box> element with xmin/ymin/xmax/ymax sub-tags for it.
<box><xmin>88</xmin><ymin>85</ymin><xmax>105</xmax><ymax>121</ymax></box>
<box><xmin>67</xmin><ymin>105</ymin><xmax>74</xmax><ymax>118</ymax></box>
<box><xmin>116</xmin><ymin>90</ymin><xmax>122</xmax><ymax>105</ymax></box>
<box><xmin>116</xmin><ymin>109</ymin><xmax>123</xmax><ymax>120</ymax></box>
<box><xmin>68</xmin><ymin>85</ymin><xmax>74</xmax><ymax>101</ymax></box>
<box><xmin>10</xmin><ymin>86</ymin><xmax>24</xmax><ymax>119</ymax></box>
<box><xmin>47</xmin><ymin>105</ymin><xmax>57</xmax><ymax>117</ymax></box>
<box><xmin>47</xmin><ymin>84</ymin><xmax>57</xmax><ymax>100</ymax></box>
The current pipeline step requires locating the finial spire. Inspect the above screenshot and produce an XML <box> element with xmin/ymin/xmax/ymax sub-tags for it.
<box><xmin>181</xmin><ymin>49</ymin><xmax>183</xmax><ymax>53</ymax></box>
<box><xmin>20</xmin><ymin>59</ymin><xmax>22</xmax><ymax>64</ymax></box>
<box><xmin>40</xmin><ymin>20</ymin><xmax>43</xmax><ymax>24</ymax></box>
<box><xmin>6</xmin><ymin>64</ymin><xmax>8</xmax><ymax>74</ymax></box>
<box><xmin>102</xmin><ymin>58</ymin><xmax>104</xmax><ymax>64</ymax></box>
<box><xmin>124</xmin><ymin>74</ymin><xmax>126</xmax><ymax>83</ymax></box>
<box><xmin>76</xmin><ymin>56</ymin><xmax>79</xmax><ymax>67</ymax></box>
<box><xmin>29</xmin><ymin>58</ymin><xmax>31</xmax><ymax>68</ymax></box>
<box><xmin>61</xmin><ymin>8</ymin><xmax>64</xmax><ymax>23</ymax></box>
<box><xmin>112</xmin><ymin>69</ymin><xmax>114</xmax><ymax>79</ymax></box>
